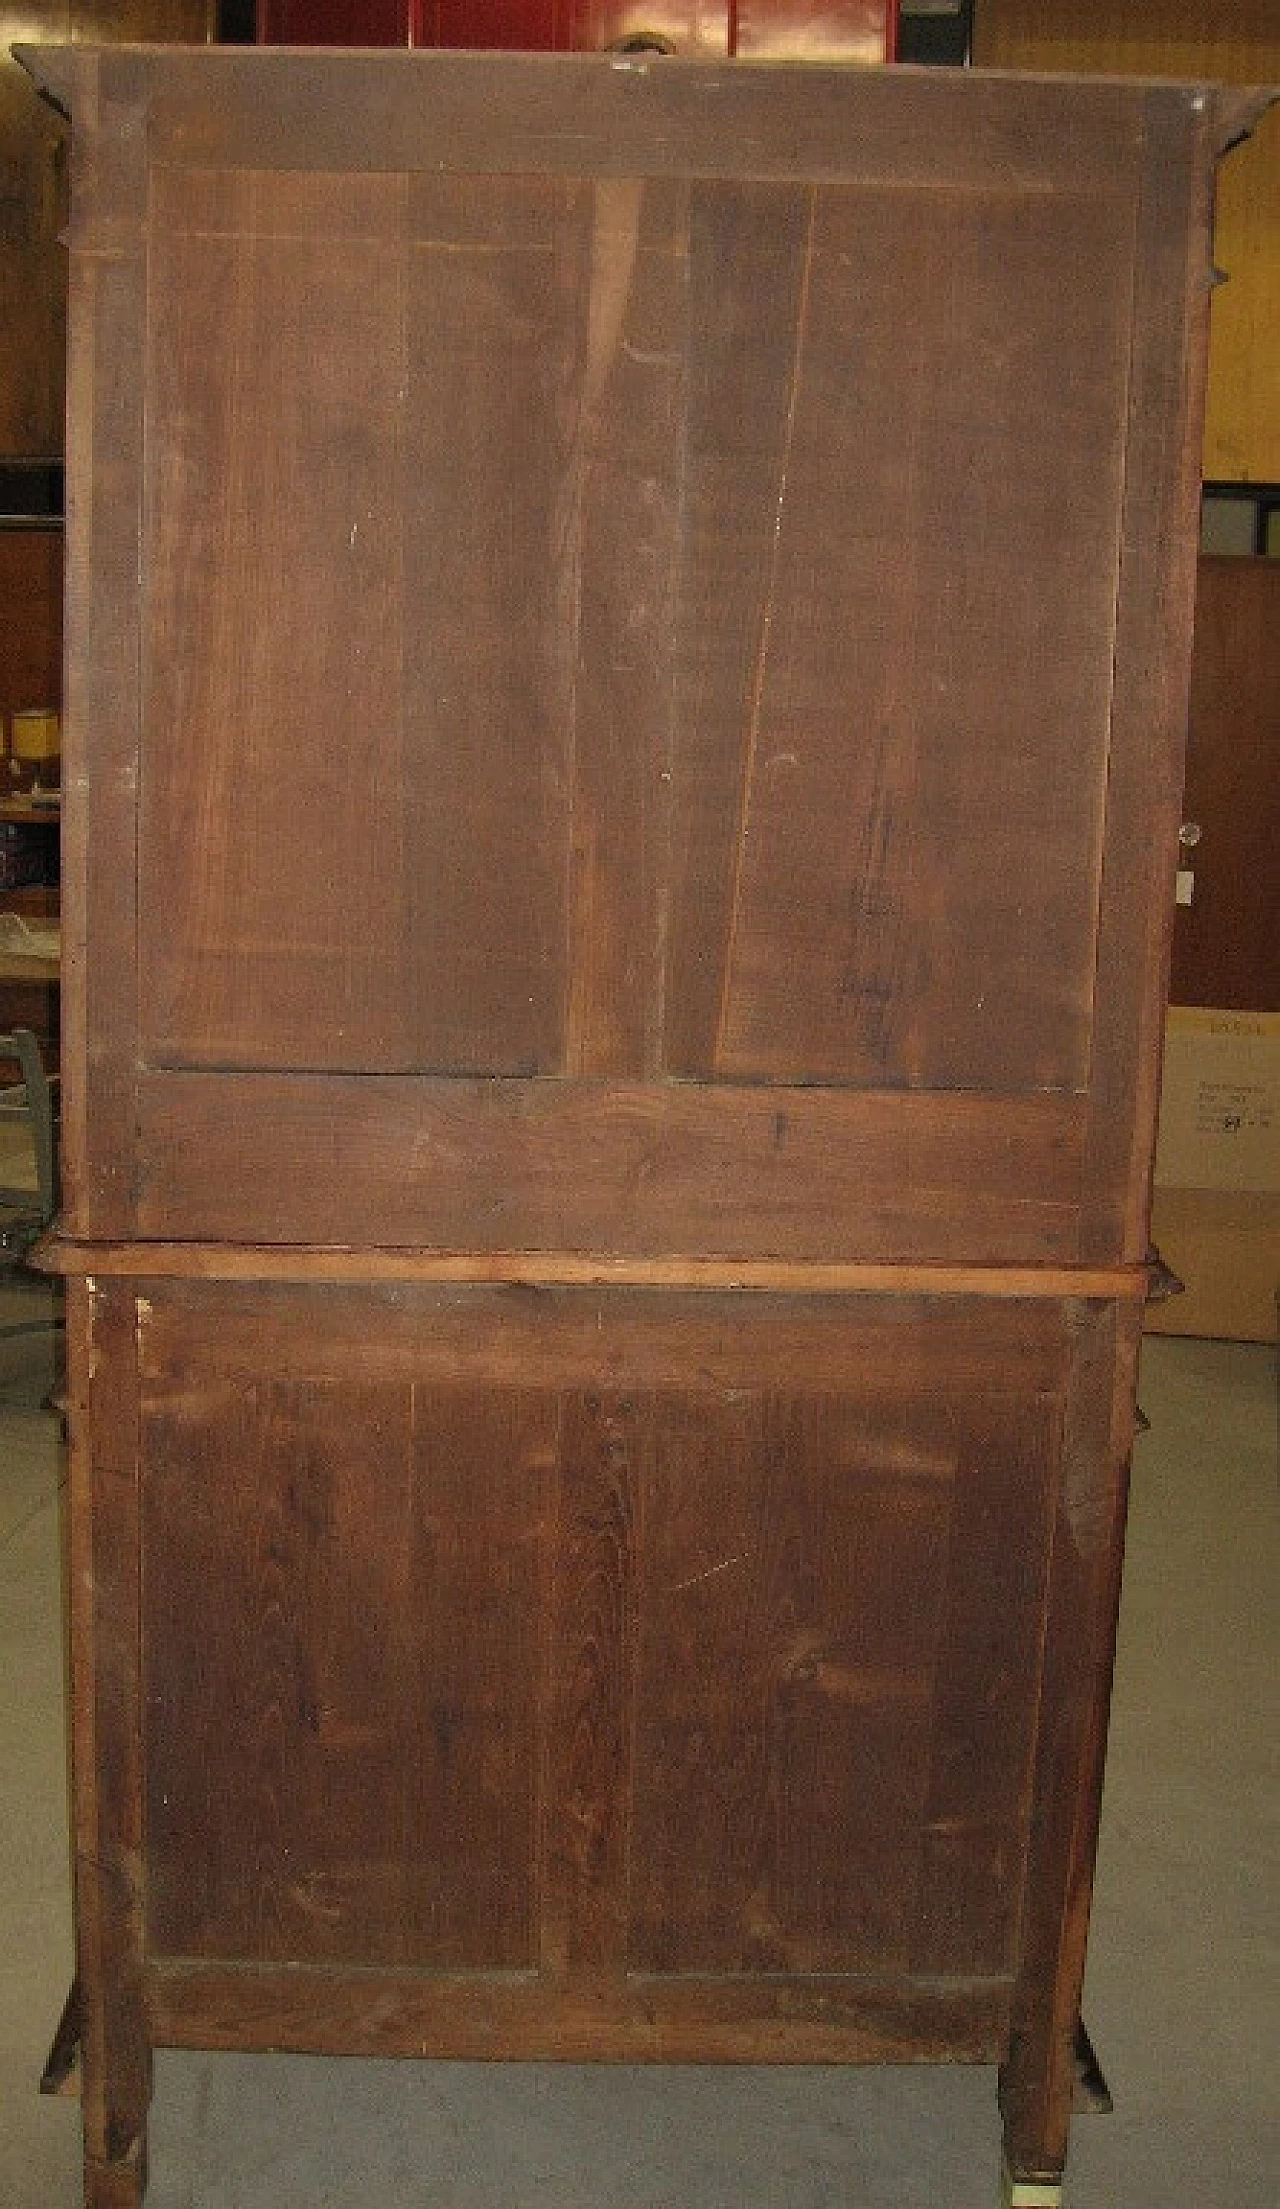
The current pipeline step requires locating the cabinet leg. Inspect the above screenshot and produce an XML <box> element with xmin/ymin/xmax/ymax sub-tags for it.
<box><xmin>84</xmin><ymin>2142</ymin><xmax>148</xmax><ymax>2209</ymax></box>
<box><xmin>67</xmin><ymin>1280</ymin><xmax>152</xmax><ymax>2208</ymax></box>
<box><xmin>1000</xmin><ymin>2161</ymin><xmax>1062</xmax><ymax>2209</ymax></box>
<box><xmin>998</xmin><ymin>2039</ymin><xmax>1068</xmax><ymax>2209</ymax></box>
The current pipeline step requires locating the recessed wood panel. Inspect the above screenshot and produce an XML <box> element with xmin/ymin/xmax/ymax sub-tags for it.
<box><xmin>140</xmin><ymin>169</ymin><xmax>413</xmax><ymax>1071</ymax></box>
<box><xmin>143</xmin><ymin>1367</ymin><xmax>551</xmax><ymax>1968</ymax></box>
<box><xmin>137</xmin><ymin>124</ymin><xmax>1139</xmax><ymax>1106</ymax></box>
<box><xmin>629</xmin><ymin>1392</ymin><xmax>1058</xmax><ymax>1977</ymax></box>
<box><xmin>708</xmin><ymin>178</ymin><xmax>1137</xmax><ymax>1091</ymax></box>
<box><xmin>138</xmin><ymin>1280</ymin><xmax>1072</xmax><ymax>1998</ymax></box>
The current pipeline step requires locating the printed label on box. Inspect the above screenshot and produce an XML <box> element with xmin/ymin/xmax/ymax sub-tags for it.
<box><xmin>1154</xmin><ymin>1008</ymin><xmax>1280</xmax><ymax>1194</ymax></box>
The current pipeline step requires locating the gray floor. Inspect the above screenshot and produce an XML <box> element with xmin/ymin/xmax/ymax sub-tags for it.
<box><xmin>1</xmin><ymin>1309</ymin><xmax>1276</xmax><ymax>2208</ymax></box>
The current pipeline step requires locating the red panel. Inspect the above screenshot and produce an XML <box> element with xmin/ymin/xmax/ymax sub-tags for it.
<box><xmin>258</xmin><ymin>0</ymin><xmax>410</xmax><ymax>40</ymax></box>
<box><xmin>259</xmin><ymin>0</ymin><xmax>894</xmax><ymax>59</ymax></box>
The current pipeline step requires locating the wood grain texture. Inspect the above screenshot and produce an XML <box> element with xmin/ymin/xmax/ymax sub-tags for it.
<box><xmin>629</xmin><ymin>1388</ymin><xmax>1061</xmax><ymax>1979</ymax></box>
<box><xmin>140</xmin><ymin>167</ymin><xmax>414</xmax><ymax>1072</ymax></box>
<box><xmin>150</xmin><ymin>1958</ymin><xmax>1008</xmax><ymax>2064</ymax></box>
<box><xmin>131</xmin><ymin>1073</ymin><xmax>1088</xmax><ymax>1261</ymax></box>
<box><xmin>661</xmin><ymin>179</ymin><xmax>812</xmax><ymax>1073</ymax></box>
<box><xmin>132</xmin><ymin>1279</ymin><xmax>1078</xmax><ymax>1403</ymax></box>
<box><xmin>401</xmin><ymin>170</ymin><xmax>577</xmax><ymax>1075</ymax></box>
<box><xmin>710</xmin><ymin>169</ymin><xmax>1139</xmax><ymax>1093</ymax></box>
<box><xmin>559</xmin><ymin>177</ymin><xmax>686</xmax><ymax>1078</ymax></box>
<box><xmin>58</xmin><ymin>57</ymin><xmax>148</xmax><ymax>1238</ymax></box>
<box><xmin>132</xmin><ymin>1278</ymin><xmax>1074</xmax><ymax>2039</ymax></box>
<box><xmin>36</xmin><ymin>51</ymin><xmax>1220</xmax><ymax>2209</ymax></box>
<box><xmin>36</xmin><ymin>1236</ymin><xmax>1152</xmax><ymax>1302</ymax></box>
<box><xmin>28</xmin><ymin>48</ymin><xmax>1159</xmax><ymax>190</ymax></box>
<box><xmin>143</xmin><ymin>1371</ymin><xmax>551</xmax><ymax>1968</ymax></box>
<box><xmin>28</xmin><ymin>49</ymin><xmax>1224</xmax><ymax>1274</ymax></box>
<box><xmin>65</xmin><ymin>1277</ymin><xmax>150</xmax><ymax>2196</ymax></box>
<box><xmin>540</xmin><ymin>1391</ymin><xmax>641</xmax><ymax>1979</ymax></box>
<box><xmin>630</xmin><ymin>1391</ymin><xmax>956</xmax><ymax>1974</ymax></box>
<box><xmin>999</xmin><ymin>1302</ymin><xmax>1141</xmax><ymax>2183</ymax></box>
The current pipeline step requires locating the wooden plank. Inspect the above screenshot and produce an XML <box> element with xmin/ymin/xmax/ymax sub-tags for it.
<box><xmin>406</xmin><ymin>1388</ymin><xmax>549</xmax><ymax>1967</ymax></box>
<box><xmin>142</xmin><ymin>1366</ymin><xmax>550</xmax><ymax>1969</ymax></box>
<box><xmin>908</xmin><ymin>1394</ymin><xmax>1063</xmax><ymax>1978</ymax></box>
<box><xmin>139</xmin><ymin>168</ymin><xmax>414</xmax><ymax>1072</ymax></box>
<box><xmin>58</xmin><ymin>62</ymin><xmax>147</xmax><ymax>1239</ymax></box>
<box><xmin>1080</xmin><ymin>91</ymin><xmax>1218</xmax><ymax>1261</ymax></box>
<box><xmin>560</xmin><ymin>177</ymin><xmax>686</xmax><ymax>1077</ymax></box>
<box><xmin>131</xmin><ymin>1072</ymin><xmax>1087</xmax><ymax>1262</ymax></box>
<box><xmin>999</xmin><ymin>1300</ymin><xmax>1141</xmax><ymax>2184</ymax></box>
<box><xmin>149</xmin><ymin>1957</ymin><xmax>1010</xmax><ymax>2064</ymax></box>
<box><xmin>142</xmin><ymin>1374</ymin><xmax>421</xmax><ymax>1965</ymax></box>
<box><xmin>59</xmin><ymin>49</ymin><xmax>1168</xmax><ymax>197</ymax></box>
<box><xmin>36</xmin><ymin>1237</ymin><xmax>1152</xmax><ymax>1303</ymax></box>
<box><xmin>401</xmin><ymin>172</ymin><xmax>577</xmax><ymax>1074</ymax></box>
<box><xmin>713</xmin><ymin>169</ymin><xmax>1138</xmax><ymax>1092</ymax></box>
<box><xmin>540</xmin><ymin>1393</ymin><xmax>641</xmax><ymax>1979</ymax></box>
<box><xmin>131</xmin><ymin>1281</ymin><xmax>1077</xmax><ymax>1403</ymax></box>
<box><xmin>661</xmin><ymin>179</ymin><xmax>812</xmax><ymax>1073</ymax></box>
<box><xmin>629</xmin><ymin>1392</ymin><xmax>956</xmax><ymax>1975</ymax></box>
<box><xmin>66</xmin><ymin>1276</ymin><xmax>150</xmax><ymax>2202</ymax></box>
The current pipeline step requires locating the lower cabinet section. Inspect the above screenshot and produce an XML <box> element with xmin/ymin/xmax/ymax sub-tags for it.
<box><xmin>66</xmin><ymin>1273</ymin><xmax>1139</xmax><ymax>2200</ymax></box>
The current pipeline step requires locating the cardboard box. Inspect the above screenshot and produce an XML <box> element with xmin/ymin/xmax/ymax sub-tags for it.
<box><xmin>1146</xmin><ymin>1009</ymin><xmax>1280</xmax><ymax>1343</ymax></box>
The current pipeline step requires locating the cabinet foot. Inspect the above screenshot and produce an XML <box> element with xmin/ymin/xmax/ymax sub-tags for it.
<box><xmin>84</xmin><ymin>2142</ymin><xmax>147</xmax><ymax>2209</ymax></box>
<box><xmin>1000</xmin><ymin>2161</ymin><xmax>1063</xmax><ymax>2209</ymax></box>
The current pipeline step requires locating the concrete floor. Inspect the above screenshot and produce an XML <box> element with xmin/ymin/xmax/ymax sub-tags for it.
<box><xmin>1</xmin><ymin>1303</ymin><xmax>1276</xmax><ymax>2208</ymax></box>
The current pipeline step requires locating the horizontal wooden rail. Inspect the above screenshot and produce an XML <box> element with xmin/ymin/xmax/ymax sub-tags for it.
<box><xmin>35</xmin><ymin>1235</ymin><xmax>1151</xmax><ymax>1301</ymax></box>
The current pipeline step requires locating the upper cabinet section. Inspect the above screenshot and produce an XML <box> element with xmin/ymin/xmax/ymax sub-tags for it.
<box><xmin>25</xmin><ymin>51</ymin><xmax>1245</xmax><ymax>1260</ymax></box>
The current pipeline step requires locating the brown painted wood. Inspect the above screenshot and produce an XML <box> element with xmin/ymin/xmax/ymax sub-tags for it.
<box><xmin>1173</xmin><ymin>557</ymin><xmax>1280</xmax><ymax>1012</ymax></box>
<box><xmin>0</xmin><ymin>528</ymin><xmax>62</xmax><ymax>728</ymax></box>
<box><xmin>26</xmin><ymin>45</ymin><xmax>1239</xmax><ymax>2209</ymax></box>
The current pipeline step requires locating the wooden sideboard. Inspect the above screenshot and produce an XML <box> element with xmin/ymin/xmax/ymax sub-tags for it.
<box><xmin>21</xmin><ymin>45</ymin><xmax>1267</xmax><ymax>2209</ymax></box>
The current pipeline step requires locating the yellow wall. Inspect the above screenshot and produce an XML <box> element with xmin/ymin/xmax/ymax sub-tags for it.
<box><xmin>973</xmin><ymin>1</ymin><xmax>1280</xmax><ymax>482</ymax></box>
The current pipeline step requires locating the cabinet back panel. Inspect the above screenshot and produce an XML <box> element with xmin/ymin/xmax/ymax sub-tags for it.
<box><xmin>138</xmin><ymin>156</ymin><xmax>1135</xmax><ymax>1093</ymax></box>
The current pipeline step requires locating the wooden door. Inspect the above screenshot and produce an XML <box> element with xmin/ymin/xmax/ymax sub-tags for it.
<box><xmin>1172</xmin><ymin>557</ymin><xmax>1280</xmax><ymax>1012</ymax></box>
